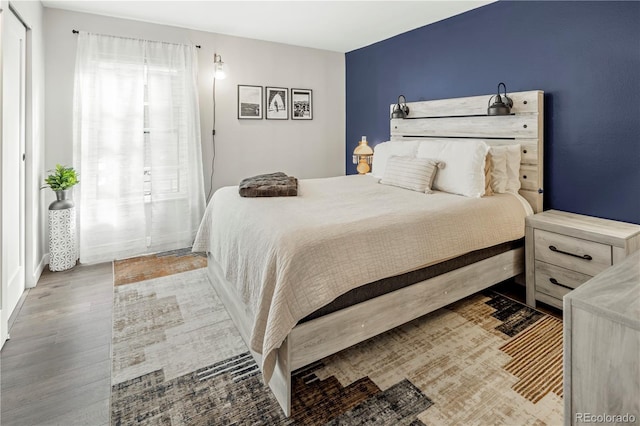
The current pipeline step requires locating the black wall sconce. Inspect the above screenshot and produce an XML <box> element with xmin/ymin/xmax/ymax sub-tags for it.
<box><xmin>391</xmin><ymin>95</ymin><xmax>409</xmax><ymax>119</ymax></box>
<box><xmin>487</xmin><ymin>82</ymin><xmax>513</xmax><ymax>116</ymax></box>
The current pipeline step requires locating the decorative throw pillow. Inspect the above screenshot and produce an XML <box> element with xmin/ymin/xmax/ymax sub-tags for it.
<box><xmin>379</xmin><ymin>156</ymin><xmax>443</xmax><ymax>193</ymax></box>
<box><xmin>504</xmin><ymin>145</ymin><xmax>522</xmax><ymax>193</ymax></box>
<box><xmin>371</xmin><ymin>140</ymin><xmax>421</xmax><ymax>178</ymax></box>
<box><xmin>490</xmin><ymin>145</ymin><xmax>521</xmax><ymax>193</ymax></box>
<box><xmin>488</xmin><ymin>147</ymin><xmax>509</xmax><ymax>193</ymax></box>
<box><xmin>484</xmin><ymin>153</ymin><xmax>494</xmax><ymax>197</ymax></box>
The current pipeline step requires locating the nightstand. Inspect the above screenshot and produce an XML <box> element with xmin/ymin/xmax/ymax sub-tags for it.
<box><xmin>525</xmin><ymin>210</ymin><xmax>640</xmax><ymax>309</ymax></box>
<box><xmin>563</xmin><ymin>251</ymin><xmax>640</xmax><ymax>425</ymax></box>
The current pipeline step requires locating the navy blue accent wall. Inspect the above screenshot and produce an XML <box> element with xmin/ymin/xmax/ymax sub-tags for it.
<box><xmin>346</xmin><ymin>1</ymin><xmax>640</xmax><ymax>224</ymax></box>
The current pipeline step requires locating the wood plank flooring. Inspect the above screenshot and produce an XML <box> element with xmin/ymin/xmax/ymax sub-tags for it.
<box><xmin>1</xmin><ymin>263</ymin><xmax>113</xmax><ymax>426</ymax></box>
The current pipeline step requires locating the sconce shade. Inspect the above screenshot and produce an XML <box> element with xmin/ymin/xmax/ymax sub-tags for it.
<box><xmin>391</xmin><ymin>95</ymin><xmax>409</xmax><ymax>119</ymax></box>
<box><xmin>487</xmin><ymin>82</ymin><xmax>513</xmax><ymax>115</ymax></box>
<box><xmin>353</xmin><ymin>136</ymin><xmax>374</xmax><ymax>174</ymax></box>
<box><xmin>214</xmin><ymin>54</ymin><xmax>226</xmax><ymax>80</ymax></box>
<box><xmin>353</xmin><ymin>142</ymin><xmax>373</xmax><ymax>156</ymax></box>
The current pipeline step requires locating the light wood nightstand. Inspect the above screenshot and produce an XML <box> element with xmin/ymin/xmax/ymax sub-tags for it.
<box><xmin>525</xmin><ymin>210</ymin><xmax>640</xmax><ymax>309</ymax></box>
<box><xmin>563</xmin><ymin>251</ymin><xmax>640</xmax><ymax>425</ymax></box>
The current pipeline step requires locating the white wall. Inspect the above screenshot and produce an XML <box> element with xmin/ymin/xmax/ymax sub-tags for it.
<box><xmin>43</xmin><ymin>8</ymin><xmax>346</xmax><ymax>204</ymax></box>
<box><xmin>2</xmin><ymin>0</ymin><xmax>46</xmax><ymax>287</ymax></box>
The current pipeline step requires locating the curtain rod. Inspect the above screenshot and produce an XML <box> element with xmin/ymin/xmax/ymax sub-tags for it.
<box><xmin>71</xmin><ymin>30</ymin><xmax>201</xmax><ymax>48</ymax></box>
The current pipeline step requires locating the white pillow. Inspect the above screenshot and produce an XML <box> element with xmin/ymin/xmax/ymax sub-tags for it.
<box><xmin>371</xmin><ymin>140</ymin><xmax>420</xmax><ymax>178</ymax></box>
<box><xmin>504</xmin><ymin>145</ymin><xmax>522</xmax><ymax>193</ymax></box>
<box><xmin>379</xmin><ymin>156</ymin><xmax>442</xmax><ymax>193</ymax></box>
<box><xmin>490</xmin><ymin>145</ymin><xmax>521</xmax><ymax>193</ymax></box>
<box><xmin>488</xmin><ymin>148</ymin><xmax>508</xmax><ymax>193</ymax></box>
<box><xmin>417</xmin><ymin>140</ymin><xmax>489</xmax><ymax>198</ymax></box>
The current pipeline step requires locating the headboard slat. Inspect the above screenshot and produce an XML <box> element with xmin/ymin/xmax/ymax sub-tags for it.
<box><xmin>390</xmin><ymin>90</ymin><xmax>540</xmax><ymax>118</ymax></box>
<box><xmin>391</xmin><ymin>115</ymin><xmax>538</xmax><ymax>139</ymax></box>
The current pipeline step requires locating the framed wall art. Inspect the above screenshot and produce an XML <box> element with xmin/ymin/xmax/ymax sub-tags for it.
<box><xmin>266</xmin><ymin>87</ymin><xmax>288</xmax><ymax>120</ymax></box>
<box><xmin>237</xmin><ymin>85</ymin><xmax>263</xmax><ymax>119</ymax></box>
<box><xmin>291</xmin><ymin>88</ymin><xmax>312</xmax><ymax>120</ymax></box>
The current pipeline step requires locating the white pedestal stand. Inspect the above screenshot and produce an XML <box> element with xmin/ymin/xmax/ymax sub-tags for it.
<box><xmin>48</xmin><ymin>193</ymin><xmax>77</xmax><ymax>271</ymax></box>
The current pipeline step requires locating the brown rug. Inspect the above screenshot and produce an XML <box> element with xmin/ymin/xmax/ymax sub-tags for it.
<box><xmin>113</xmin><ymin>248</ymin><xmax>206</xmax><ymax>286</ymax></box>
<box><xmin>111</xmin><ymin>264</ymin><xmax>564</xmax><ymax>425</ymax></box>
<box><xmin>500</xmin><ymin>316</ymin><xmax>564</xmax><ymax>403</ymax></box>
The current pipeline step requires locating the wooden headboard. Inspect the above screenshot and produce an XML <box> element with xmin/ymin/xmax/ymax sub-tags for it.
<box><xmin>390</xmin><ymin>90</ymin><xmax>544</xmax><ymax>213</ymax></box>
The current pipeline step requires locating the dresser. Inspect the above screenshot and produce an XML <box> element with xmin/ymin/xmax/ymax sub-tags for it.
<box><xmin>525</xmin><ymin>210</ymin><xmax>640</xmax><ymax>309</ymax></box>
<box><xmin>563</xmin><ymin>250</ymin><xmax>640</xmax><ymax>425</ymax></box>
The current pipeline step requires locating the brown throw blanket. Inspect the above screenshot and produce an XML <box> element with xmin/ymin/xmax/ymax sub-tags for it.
<box><xmin>238</xmin><ymin>172</ymin><xmax>298</xmax><ymax>197</ymax></box>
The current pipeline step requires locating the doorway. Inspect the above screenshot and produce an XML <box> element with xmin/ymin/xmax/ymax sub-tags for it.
<box><xmin>1</xmin><ymin>7</ymin><xmax>27</xmax><ymax>347</ymax></box>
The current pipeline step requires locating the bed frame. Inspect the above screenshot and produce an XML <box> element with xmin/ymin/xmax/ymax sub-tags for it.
<box><xmin>207</xmin><ymin>90</ymin><xmax>544</xmax><ymax>416</ymax></box>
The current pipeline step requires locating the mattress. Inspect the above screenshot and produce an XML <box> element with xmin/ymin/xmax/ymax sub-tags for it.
<box><xmin>300</xmin><ymin>239</ymin><xmax>523</xmax><ymax>323</ymax></box>
<box><xmin>193</xmin><ymin>174</ymin><xmax>532</xmax><ymax>382</ymax></box>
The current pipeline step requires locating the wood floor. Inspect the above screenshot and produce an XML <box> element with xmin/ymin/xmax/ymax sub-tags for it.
<box><xmin>1</xmin><ymin>263</ymin><xmax>113</xmax><ymax>426</ymax></box>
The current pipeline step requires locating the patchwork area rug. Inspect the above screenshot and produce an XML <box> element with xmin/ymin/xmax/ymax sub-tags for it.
<box><xmin>113</xmin><ymin>248</ymin><xmax>207</xmax><ymax>286</ymax></box>
<box><xmin>111</xmin><ymin>265</ymin><xmax>563</xmax><ymax>425</ymax></box>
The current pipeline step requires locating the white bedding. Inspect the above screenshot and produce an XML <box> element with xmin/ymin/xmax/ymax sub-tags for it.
<box><xmin>193</xmin><ymin>174</ymin><xmax>532</xmax><ymax>382</ymax></box>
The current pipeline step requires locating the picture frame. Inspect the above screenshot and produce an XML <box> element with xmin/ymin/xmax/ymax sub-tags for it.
<box><xmin>265</xmin><ymin>87</ymin><xmax>289</xmax><ymax>120</ymax></box>
<box><xmin>291</xmin><ymin>88</ymin><xmax>313</xmax><ymax>120</ymax></box>
<box><xmin>237</xmin><ymin>85</ymin><xmax>263</xmax><ymax>119</ymax></box>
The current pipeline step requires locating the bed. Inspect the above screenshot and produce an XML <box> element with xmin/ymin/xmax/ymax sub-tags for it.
<box><xmin>194</xmin><ymin>90</ymin><xmax>544</xmax><ymax>416</ymax></box>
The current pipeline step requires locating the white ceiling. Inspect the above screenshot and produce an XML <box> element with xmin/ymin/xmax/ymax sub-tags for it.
<box><xmin>41</xmin><ymin>1</ymin><xmax>494</xmax><ymax>52</ymax></box>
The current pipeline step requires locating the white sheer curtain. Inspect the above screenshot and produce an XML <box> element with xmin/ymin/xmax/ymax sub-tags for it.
<box><xmin>73</xmin><ymin>33</ymin><xmax>205</xmax><ymax>263</ymax></box>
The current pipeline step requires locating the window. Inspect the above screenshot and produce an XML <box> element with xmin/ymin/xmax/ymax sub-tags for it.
<box><xmin>73</xmin><ymin>33</ymin><xmax>205</xmax><ymax>263</ymax></box>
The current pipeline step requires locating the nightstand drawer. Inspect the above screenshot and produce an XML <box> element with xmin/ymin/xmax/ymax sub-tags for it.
<box><xmin>535</xmin><ymin>292</ymin><xmax>564</xmax><ymax>310</ymax></box>
<box><xmin>535</xmin><ymin>261</ymin><xmax>592</xmax><ymax>300</ymax></box>
<box><xmin>534</xmin><ymin>229</ymin><xmax>611</xmax><ymax>276</ymax></box>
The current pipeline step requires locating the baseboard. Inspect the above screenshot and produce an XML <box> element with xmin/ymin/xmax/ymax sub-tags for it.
<box><xmin>8</xmin><ymin>289</ymin><xmax>30</xmax><ymax>330</ymax></box>
<box><xmin>27</xmin><ymin>253</ymin><xmax>49</xmax><ymax>288</ymax></box>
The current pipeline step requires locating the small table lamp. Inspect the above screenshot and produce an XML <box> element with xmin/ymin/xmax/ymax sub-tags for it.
<box><xmin>353</xmin><ymin>136</ymin><xmax>374</xmax><ymax>174</ymax></box>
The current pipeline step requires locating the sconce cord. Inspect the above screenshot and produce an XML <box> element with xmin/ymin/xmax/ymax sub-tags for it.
<box><xmin>206</xmin><ymin>76</ymin><xmax>217</xmax><ymax>202</ymax></box>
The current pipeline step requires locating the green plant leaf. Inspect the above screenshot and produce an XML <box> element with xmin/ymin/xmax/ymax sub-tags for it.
<box><xmin>43</xmin><ymin>164</ymin><xmax>79</xmax><ymax>191</ymax></box>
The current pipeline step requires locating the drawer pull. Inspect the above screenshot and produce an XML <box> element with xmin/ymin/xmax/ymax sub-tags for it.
<box><xmin>548</xmin><ymin>245</ymin><xmax>593</xmax><ymax>261</ymax></box>
<box><xmin>549</xmin><ymin>277</ymin><xmax>574</xmax><ymax>290</ymax></box>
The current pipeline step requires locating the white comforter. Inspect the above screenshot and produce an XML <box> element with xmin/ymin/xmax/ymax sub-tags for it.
<box><xmin>193</xmin><ymin>175</ymin><xmax>532</xmax><ymax>382</ymax></box>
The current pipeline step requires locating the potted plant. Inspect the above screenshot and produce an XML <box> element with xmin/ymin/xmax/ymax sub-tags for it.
<box><xmin>44</xmin><ymin>165</ymin><xmax>79</xmax><ymax>272</ymax></box>
<box><xmin>43</xmin><ymin>164</ymin><xmax>79</xmax><ymax>210</ymax></box>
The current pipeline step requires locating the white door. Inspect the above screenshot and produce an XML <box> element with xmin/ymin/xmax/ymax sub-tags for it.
<box><xmin>1</xmin><ymin>8</ymin><xmax>27</xmax><ymax>346</ymax></box>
